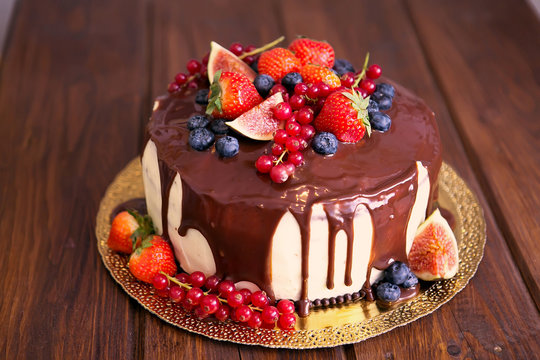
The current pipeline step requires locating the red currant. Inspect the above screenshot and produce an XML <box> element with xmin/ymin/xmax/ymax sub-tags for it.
<box><xmin>229</xmin><ymin>42</ymin><xmax>244</xmax><ymax>56</ymax></box>
<box><xmin>247</xmin><ymin>312</ymin><xmax>262</xmax><ymax>328</ymax></box>
<box><xmin>186</xmin><ymin>59</ymin><xmax>202</xmax><ymax>74</ymax></box>
<box><xmin>251</xmin><ymin>291</ymin><xmax>269</xmax><ymax>308</ymax></box>
<box><xmin>298</xmin><ymin>138</ymin><xmax>309</xmax><ymax>151</ymax></box>
<box><xmin>243</xmin><ymin>55</ymin><xmax>255</xmax><ymax>65</ymax></box>
<box><xmin>194</xmin><ymin>306</ymin><xmax>209</xmax><ymax>319</ymax></box>
<box><xmin>152</xmin><ymin>274</ymin><xmax>169</xmax><ymax>290</ymax></box>
<box><xmin>355</xmin><ymin>87</ymin><xmax>368</xmax><ymax>98</ymax></box>
<box><xmin>227</xmin><ymin>290</ymin><xmax>245</xmax><ymax>308</ymax></box>
<box><xmin>300</xmin><ymin>124</ymin><xmax>315</xmax><ymax>140</ymax></box>
<box><xmin>245</xmin><ymin>45</ymin><xmax>256</xmax><ymax>53</ymax></box>
<box><xmin>341</xmin><ymin>72</ymin><xmax>355</xmax><ymax>87</ymax></box>
<box><xmin>168</xmin><ymin>82</ymin><xmax>180</xmax><ymax>93</ymax></box>
<box><xmin>255</xmin><ymin>155</ymin><xmax>273</xmax><ymax>174</ymax></box>
<box><xmin>236</xmin><ymin>305</ymin><xmax>253</xmax><ymax>322</ymax></box>
<box><xmin>317</xmin><ymin>82</ymin><xmax>331</xmax><ymax>98</ymax></box>
<box><xmin>185</xmin><ymin>287</ymin><xmax>204</xmax><ymax>306</ymax></box>
<box><xmin>174</xmin><ymin>72</ymin><xmax>188</xmax><ymax>85</ymax></box>
<box><xmin>269</xmin><ymin>84</ymin><xmax>289</xmax><ymax>102</ymax></box>
<box><xmin>294</xmin><ymin>83</ymin><xmax>308</xmax><ymax>95</ymax></box>
<box><xmin>282</xmin><ymin>162</ymin><xmax>295</xmax><ymax>176</ymax></box>
<box><xmin>297</xmin><ymin>107</ymin><xmax>314</xmax><ymax>125</ymax></box>
<box><xmin>217</xmin><ymin>280</ymin><xmax>236</xmax><ymax>297</ymax></box>
<box><xmin>200</xmin><ymin>294</ymin><xmax>220</xmax><ymax>314</ymax></box>
<box><xmin>156</xmin><ymin>286</ymin><xmax>170</xmax><ymax>298</ymax></box>
<box><xmin>271</xmin><ymin>143</ymin><xmax>284</xmax><ymax>156</ymax></box>
<box><xmin>261</xmin><ymin>306</ymin><xmax>279</xmax><ymax>324</ymax></box>
<box><xmin>201</xmin><ymin>52</ymin><xmax>210</xmax><ymax>66</ymax></box>
<box><xmin>285</xmin><ymin>137</ymin><xmax>301</xmax><ymax>152</ymax></box>
<box><xmin>187</xmin><ymin>80</ymin><xmax>198</xmax><ymax>89</ymax></box>
<box><xmin>360</xmin><ymin>78</ymin><xmax>376</xmax><ymax>94</ymax></box>
<box><xmin>278</xmin><ymin>313</ymin><xmax>296</xmax><ymax>330</ymax></box>
<box><xmin>286</xmin><ymin>120</ymin><xmax>301</xmax><ymax>136</ymax></box>
<box><xmin>239</xmin><ymin>288</ymin><xmax>252</xmax><ymax>305</ymax></box>
<box><xmin>289</xmin><ymin>94</ymin><xmax>305</xmax><ymax>110</ymax></box>
<box><xmin>169</xmin><ymin>285</ymin><xmax>185</xmax><ymax>303</ymax></box>
<box><xmin>189</xmin><ymin>271</ymin><xmax>206</xmax><ymax>288</ymax></box>
<box><xmin>273</xmin><ymin>102</ymin><xmax>292</xmax><ymax>121</ymax></box>
<box><xmin>274</xmin><ymin>129</ymin><xmax>289</xmax><ymax>145</ymax></box>
<box><xmin>306</xmin><ymin>84</ymin><xmax>320</xmax><ymax>99</ymax></box>
<box><xmin>204</xmin><ymin>275</ymin><xmax>220</xmax><ymax>291</ymax></box>
<box><xmin>366</xmin><ymin>64</ymin><xmax>382</xmax><ymax>79</ymax></box>
<box><xmin>175</xmin><ymin>273</ymin><xmax>189</xmax><ymax>284</ymax></box>
<box><xmin>181</xmin><ymin>298</ymin><xmax>194</xmax><ymax>311</ymax></box>
<box><xmin>215</xmin><ymin>304</ymin><xmax>231</xmax><ymax>322</ymax></box>
<box><xmin>270</xmin><ymin>164</ymin><xmax>289</xmax><ymax>183</ymax></box>
<box><xmin>287</xmin><ymin>152</ymin><xmax>304</xmax><ymax>166</ymax></box>
<box><xmin>277</xmin><ymin>299</ymin><xmax>295</xmax><ymax>314</ymax></box>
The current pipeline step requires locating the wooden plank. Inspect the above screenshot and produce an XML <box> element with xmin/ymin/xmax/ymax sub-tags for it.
<box><xmin>279</xmin><ymin>0</ymin><xmax>540</xmax><ymax>358</ymax></box>
<box><xmin>407</xmin><ymin>0</ymin><xmax>540</xmax><ymax>309</ymax></box>
<box><xmin>0</xmin><ymin>0</ymin><xmax>146</xmax><ymax>358</ymax></box>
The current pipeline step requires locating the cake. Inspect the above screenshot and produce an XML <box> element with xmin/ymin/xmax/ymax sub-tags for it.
<box><xmin>141</xmin><ymin>37</ymin><xmax>442</xmax><ymax>316</ymax></box>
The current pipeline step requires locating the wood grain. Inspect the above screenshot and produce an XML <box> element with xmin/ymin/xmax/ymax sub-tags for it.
<box><xmin>407</xmin><ymin>0</ymin><xmax>540</xmax><ymax>309</ymax></box>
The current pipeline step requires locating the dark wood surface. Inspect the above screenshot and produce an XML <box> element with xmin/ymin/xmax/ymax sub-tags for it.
<box><xmin>1</xmin><ymin>0</ymin><xmax>539</xmax><ymax>358</ymax></box>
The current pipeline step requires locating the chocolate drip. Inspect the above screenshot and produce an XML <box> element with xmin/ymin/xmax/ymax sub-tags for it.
<box><xmin>110</xmin><ymin>198</ymin><xmax>146</xmax><ymax>222</ymax></box>
<box><xmin>289</xmin><ymin>208</ymin><xmax>313</xmax><ymax>302</ymax></box>
<box><xmin>158</xmin><ymin>159</ymin><xmax>176</xmax><ymax>239</ymax></box>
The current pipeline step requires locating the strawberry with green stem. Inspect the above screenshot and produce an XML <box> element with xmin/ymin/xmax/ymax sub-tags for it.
<box><xmin>107</xmin><ymin>210</ymin><xmax>154</xmax><ymax>254</ymax></box>
<box><xmin>128</xmin><ymin>235</ymin><xmax>177</xmax><ymax>283</ymax></box>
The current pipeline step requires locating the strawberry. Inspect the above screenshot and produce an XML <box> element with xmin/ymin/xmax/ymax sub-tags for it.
<box><xmin>206</xmin><ymin>70</ymin><xmax>262</xmax><ymax>120</ymax></box>
<box><xmin>300</xmin><ymin>64</ymin><xmax>341</xmax><ymax>89</ymax></box>
<box><xmin>288</xmin><ymin>38</ymin><xmax>335</xmax><ymax>68</ymax></box>
<box><xmin>128</xmin><ymin>235</ymin><xmax>177</xmax><ymax>283</ymax></box>
<box><xmin>314</xmin><ymin>89</ymin><xmax>371</xmax><ymax>143</ymax></box>
<box><xmin>257</xmin><ymin>48</ymin><xmax>301</xmax><ymax>82</ymax></box>
<box><xmin>107</xmin><ymin>210</ymin><xmax>154</xmax><ymax>254</ymax></box>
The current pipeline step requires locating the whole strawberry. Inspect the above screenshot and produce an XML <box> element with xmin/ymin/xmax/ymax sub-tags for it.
<box><xmin>300</xmin><ymin>64</ymin><xmax>341</xmax><ymax>90</ymax></box>
<box><xmin>288</xmin><ymin>38</ymin><xmax>335</xmax><ymax>68</ymax></box>
<box><xmin>314</xmin><ymin>89</ymin><xmax>371</xmax><ymax>143</ymax></box>
<box><xmin>128</xmin><ymin>235</ymin><xmax>177</xmax><ymax>283</ymax></box>
<box><xmin>107</xmin><ymin>210</ymin><xmax>154</xmax><ymax>254</ymax></box>
<box><xmin>257</xmin><ymin>48</ymin><xmax>302</xmax><ymax>82</ymax></box>
<box><xmin>206</xmin><ymin>70</ymin><xmax>262</xmax><ymax>120</ymax></box>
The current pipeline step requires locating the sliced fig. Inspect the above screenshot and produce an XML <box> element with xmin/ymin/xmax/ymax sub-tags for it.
<box><xmin>408</xmin><ymin>209</ymin><xmax>459</xmax><ymax>281</ymax></box>
<box><xmin>207</xmin><ymin>41</ymin><xmax>257</xmax><ymax>83</ymax></box>
<box><xmin>227</xmin><ymin>92</ymin><xmax>284</xmax><ymax>140</ymax></box>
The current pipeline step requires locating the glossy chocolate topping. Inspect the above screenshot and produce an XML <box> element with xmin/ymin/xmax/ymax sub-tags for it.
<box><xmin>146</xmin><ymin>80</ymin><xmax>442</xmax><ymax>314</ymax></box>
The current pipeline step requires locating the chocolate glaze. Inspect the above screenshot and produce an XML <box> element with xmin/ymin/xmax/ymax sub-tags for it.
<box><xmin>110</xmin><ymin>198</ymin><xmax>147</xmax><ymax>222</ymax></box>
<box><xmin>145</xmin><ymin>79</ymin><xmax>442</xmax><ymax>315</ymax></box>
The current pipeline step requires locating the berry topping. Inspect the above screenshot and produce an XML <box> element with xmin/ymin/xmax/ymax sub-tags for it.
<box><xmin>189</xmin><ymin>271</ymin><xmax>207</xmax><ymax>288</ymax></box>
<box><xmin>127</xmin><ymin>235</ymin><xmax>177</xmax><ymax>283</ymax></box>
<box><xmin>277</xmin><ymin>299</ymin><xmax>295</xmax><ymax>314</ymax></box>
<box><xmin>107</xmin><ymin>210</ymin><xmax>154</xmax><ymax>254</ymax></box>
<box><xmin>186</xmin><ymin>287</ymin><xmax>204</xmax><ymax>306</ymax></box>
<box><xmin>311</xmin><ymin>132</ymin><xmax>338</xmax><ymax>155</ymax></box>
<box><xmin>294</xmin><ymin>83</ymin><xmax>308</xmax><ymax>95</ymax></box>
<box><xmin>374</xmin><ymin>94</ymin><xmax>392</xmax><ymax>110</ymax></box>
<box><xmin>169</xmin><ymin>285</ymin><xmax>185</xmax><ymax>303</ymax></box>
<box><xmin>248</xmin><ymin>312</ymin><xmax>263</xmax><ymax>329</ymax></box>
<box><xmin>255</xmin><ymin>155</ymin><xmax>273</xmax><ymax>174</ymax></box>
<box><xmin>189</xmin><ymin>128</ymin><xmax>215</xmax><ymax>151</ymax></box>
<box><xmin>278</xmin><ymin>313</ymin><xmax>296</xmax><ymax>330</ymax></box>
<box><xmin>370</xmin><ymin>112</ymin><xmax>392</xmax><ymax>132</ymax></box>
<box><xmin>204</xmin><ymin>275</ymin><xmax>220</xmax><ymax>291</ymax></box>
<box><xmin>340</xmin><ymin>72</ymin><xmax>355</xmax><ymax>88</ymax></box>
<box><xmin>215</xmin><ymin>136</ymin><xmax>240</xmax><ymax>158</ymax></box>
<box><xmin>257</xmin><ymin>48</ymin><xmax>302</xmax><ymax>82</ymax></box>
<box><xmin>209</xmin><ymin>119</ymin><xmax>229</xmax><ymax>135</ymax></box>
<box><xmin>366</xmin><ymin>64</ymin><xmax>382</xmax><ymax>79</ymax></box>
<box><xmin>270</xmin><ymin>164</ymin><xmax>289</xmax><ymax>183</ymax></box>
<box><xmin>300</xmin><ymin>64</ymin><xmax>341</xmax><ymax>90</ymax></box>
<box><xmin>253</xmin><ymin>74</ymin><xmax>275</xmax><ymax>98</ymax></box>
<box><xmin>281</xmin><ymin>72</ymin><xmax>303</xmax><ymax>92</ymax></box>
<box><xmin>288</xmin><ymin>38</ymin><xmax>335</xmax><ymax>68</ymax></box>
<box><xmin>273</xmin><ymin>102</ymin><xmax>293</xmax><ymax>121</ymax></box>
<box><xmin>376</xmin><ymin>282</ymin><xmax>401</xmax><ymax>302</ymax></box>
<box><xmin>332</xmin><ymin>59</ymin><xmax>355</xmax><ymax>76</ymax></box>
<box><xmin>229</xmin><ymin>42</ymin><xmax>244</xmax><ymax>56</ymax></box>
<box><xmin>215</xmin><ymin>304</ymin><xmax>231</xmax><ymax>321</ymax></box>
<box><xmin>195</xmin><ymin>89</ymin><xmax>209</xmax><ymax>105</ymax></box>
<box><xmin>367</xmin><ymin>99</ymin><xmax>379</xmax><ymax>115</ymax></box>
<box><xmin>296</xmin><ymin>107</ymin><xmax>314</xmax><ymax>125</ymax></box>
<box><xmin>402</xmin><ymin>272</ymin><xmax>419</xmax><ymax>288</ymax></box>
<box><xmin>384</xmin><ymin>261</ymin><xmax>410</xmax><ymax>285</ymax></box>
<box><xmin>251</xmin><ymin>291</ymin><xmax>269</xmax><ymax>308</ymax></box>
<box><xmin>376</xmin><ymin>83</ymin><xmax>395</xmax><ymax>98</ymax></box>
<box><xmin>152</xmin><ymin>273</ymin><xmax>169</xmax><ymax>290</ymax></box>
<box><xmin>200</xmin><ymin>294</ymin><xmax>220</xmax><ymax>314</ymax></box>
<box><xmin>269</xmin><ymin>84</ymin><xmax>289</xmax><ymax>102</ymax></box>
<box><xmin>289</xmin><ymin>94</ymin><xmax>306</xmax><ymax>110</ymax></box>
<box><xmin>261</xmin><ymin>306</ymin><xmax>280</xmax><ymax>324</ymax></box>
<box><xmin>236</xmin><ymin>305</ymin><xmax>254</xmax><ymax>322</ymax></box>
<box><xmin>186</xmin><ymin>59</ymin><xmax>202</xmax><ymax>74</ymax></box>
<box><xmin>227</xmin><ymin>290</ymin><xmax>245</xmax><ymax>308</ymax></box>
<box><xmin>187</xmin><ymin>114</ymin><xmax>210</xmax><ymax>130</ymax></box>
<box><xmin>168</xmin><ymin>82</ymin><xmax>180</xmax><ymax>93</ymax></box>
<box><xmin>217</xmin><ymin>280</ymin><xmax>236</xmax><ymax>297</ymax></box>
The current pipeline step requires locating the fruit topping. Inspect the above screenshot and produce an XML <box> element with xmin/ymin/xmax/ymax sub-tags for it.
<box><xmin>226</xmin><ymin>92</ymin><xmax>284</xmax><ymax>141</ymax></box>
<box><xmin>314</xmin><ymin>88</ymin><xmax>370</xmax><ymax>143</ymax></box>
<box><xmin>288</xmin><ymin>37</ymin><xmax>335</xmax><ymax>68</ymax></box>
<box><xmin>373</xmin><ymin>93</ymin><xmax>392</xmax><ymax>111</ymax></box>
<box><xmin>209</xmin><ymin>118</ymin><xmax>229</xmax><ymax>135</ymax></box>
<box><xmin>206</xmin><ymin>71</ymin><xmax>262</xmax><ymax>120</ymax></box>
<box><xmin>366</xmin><ymin>64</ymin><xmax>382</xmax><ymax>79</ymax></box>
<box><xmin>215</xmin><ymin>136</ymin><xmax>239</xmax><ymax>158</ymax></box>
<box><xmin>367</xmin><ymin>99</ymin><xmax>379</xmax><ymax>116</ymax></box>
<box><xmin>255</xmin><ymin>155</ymin><xmax>273</xmax><ymax>174</ymax></box>
<box><xmin>384</xmin><ymin>261</ymin><xmax>410</xmax><ymax>285</ymax></box>
<box><xmin>311</xmin><ymin>132</ymin><xmax>338</xmax><ymax>155</ymax></box>
<box><xmin>253</xmin><ymin>74</ymin><xmax>275</xmax><ymax>98</ymax></box>
<box><xmin>189</xmin><ymin>128</ymin><xmax>215</xmax><ymax>151</ymax></box>
<box><xmin>257</xmin><ymin>48</ymin><xmax>302</xmax><ymax>82</ymax></box>
<box><xmin>195</xmin><ymin>89</ymin><xmax>209</xmax><ymax>105</ymax></box>
<box><xmin>332</xmin><ymin>58</ymin><xmax>355</xmax><ymax>76</ymax></box>
<box><xmin>207</xmin><ymin>41</ymin><xmax>257</xmax><ymax>83</ymax></box>
<box><xmin>408</xmin><ymin>209</ymin><xmax>459</xmax><ymax>281</ymax></box>
<box><xmin>300</xmin><ymin>64</ymin><xmax>341</xmax><ymax>90</ymax></box>
<box><xmin>370</xmin><ymin>112</ymin><xmax>392</xmax><ymax>132</ymax></box>
<box><xmin>128</xmin><ymin>235</ymin><xmax>177</xmax><ymax>283</ymax></box>
<box><xmin>376</xmin><ymin>282</ymin><xmax>401</xmax><ymax>302</ymax></box>
<box><xmin>281</xmin><ymin>72</ymin><xmax>303</xmax><ymax>92</ymax></box>
<box><xmin>187</xmin><ymin>114</ymin><xmax>210</xmax><ymax>130</ymax></box>
<box><xmin>376</xmin><ymin>83</ymin><xmax>395</xmax><ymax>98</ymax></box>
<box><xmin>107</xmin><ymin>210</ymin><xmax>154</xmax><ymax>254</ymax></box>
<box><xmin>402</xmin><ymin>272</ymin><xmax>419</xmax><ymax>288</ymax></box>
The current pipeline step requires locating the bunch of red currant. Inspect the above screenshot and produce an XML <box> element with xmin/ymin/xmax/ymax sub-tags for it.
<box><xmin>152</xmin><ymin>271</ymin><xmax>296</xmax><ymax>330</ymax></box>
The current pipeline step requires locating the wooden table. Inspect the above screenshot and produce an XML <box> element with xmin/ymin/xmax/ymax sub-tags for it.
<box><xmin>1</xmin><ymin>0</ymin><xmax>539</xmax><ymax>358</ymax></box>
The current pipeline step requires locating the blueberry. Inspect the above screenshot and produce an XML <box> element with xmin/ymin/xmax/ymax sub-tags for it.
<box><xmin>187</xmin><ymin>115</ymin><xmax>210</xmax><ymax>130</ymax></box>
<box><xmin>250</xmin><ymin>57</ymin><xmax>259</xmax><ymax>73</ymax></box>
<box><xmin>371</xmin><ymin>91</ymin><xmax>386</xmax><ymax>102</ymax></box>
<box><xmin>209</xmin><ymin>118</ymin><xmax>229</xmax><ymax>135</ymax></box>
<box><xmin>377</xmin><ymin>95</ymin><xmax>392</xmax><ymax>110</ymax></box>
<box><xmin>376</xmin><ymin>282</ymin><xmax>401</xmax><ymax>302</ymax></box>
<box><xmin>402</xmin><ymin>272</ymin><xmax>419</xmax><ymax>288</ymax></box>
<box><xmin>281</xmin><ymin>72</ymin><xmax>303</xmax><ymax>92</ymax></box>
<box><xmin>367</xmin><ymin>99</ymin><xmax>379</xmax><ymax>116</ymax></box>
<box><xmin>384</xmin><ymin>261</ymin><xmax>410</xmax><ymax>285</ymax></box>
<box><xmin>370</xmin><ymin>112</ymin><xmax>392</xmax><ymax>132</ymax></box>
<box><xmin>253</xmin><ymin>74</ymin><xmax>274</xmax><ymax>98</ymax></box>
<box><xmin>312</xmin><ymin>132</ymin><xmax>338</xmax><ymax>155</ymax></box>
<box><xmin>215</xmin><ymin>136</ymin><xmax>239</xmax><ymax>158</ymax></box>
<box><xmin>333</xmin><ymin>59</ymin><xmax>355</xmax><ymax>76</ymax></box>
<box><xmin>195</xmin><ymin>89</ymin><xmax>209</xmax><ymax>105</ymax></box>
<box><xmin>189</xmin><ymin>128</ymin><xmax>214</xmax><ymax>151</ymax></box>
<box><xmin>376</xmin><ymin>83</ymin><xmax>395</xmax><ymax>98</ymax></box>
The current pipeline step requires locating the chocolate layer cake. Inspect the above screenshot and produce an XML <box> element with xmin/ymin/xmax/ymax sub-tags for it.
<box><xmin>141</xmin><ymin>81</ymin><xmax>442</xmax><ymax>315</ymax></box>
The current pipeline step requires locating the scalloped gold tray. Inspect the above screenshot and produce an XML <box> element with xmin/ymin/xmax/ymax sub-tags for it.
<box><xmin>96</xmin><ymin>159</ymin><xmax>485</xmax><ymax>348</ymax></box>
